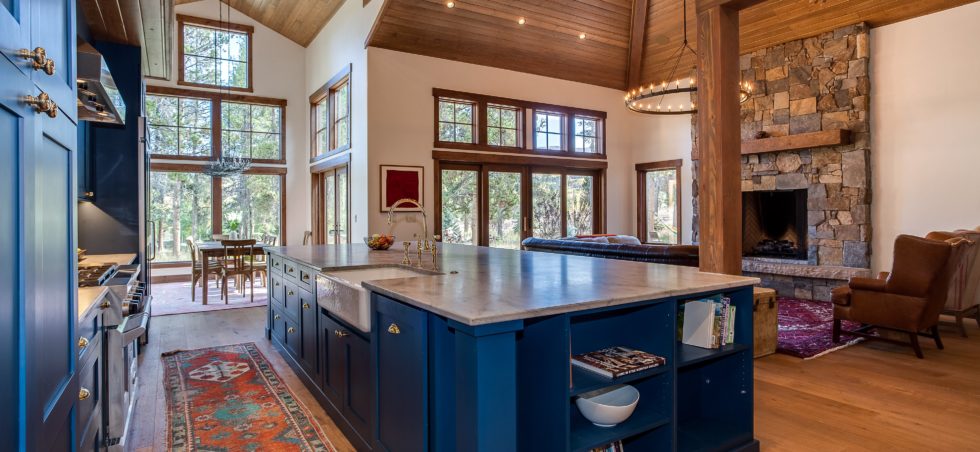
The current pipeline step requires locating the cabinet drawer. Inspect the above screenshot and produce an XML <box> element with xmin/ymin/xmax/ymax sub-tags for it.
<box><xmin>269</xmin><ymin>253</ymin><xmax>284</xmax><ymax>274</ymax></box>
<box><xmin>283</xmin><ymin>283</ymin><xmax>305</xmax><ymax>321</ymax></box>
<box><xmin>295</xmin><ymin>266</ymin><xmax>315</xmax><ymax>292</ymax></box>
<box><xmin>271</xmin><ymin>307</ymin><xmax>287</xmax><ymax>343</ymax></box>
<box><xmin>282</xmin><ymin>259</ymin><xmax>299</xmax><ymax>282</ymax></box>
<box><xmin>283</xmin><ymin>315</ymin><xmax>302</xmax><ymax>358</ymax></box>
<box><xmin>269</xmin><ymin>273</ymin><xmax>285</xmax><ymax>306</ymax></box>
<box><xmin>76</xmin><ymin>338</ymin><xmax>103</xmax><ymax>452</ymax></box>
<box><xmin>77</xmin><ymin>303</ymin><xmax>103</xmax><ymax>360</ymax></box>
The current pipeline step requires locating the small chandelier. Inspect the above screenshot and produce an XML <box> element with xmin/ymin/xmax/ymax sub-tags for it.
<box><xmin>625</xmin><ymin>0</ymin><xmax>751</xmax><ymax>115</ymax></box>
<box><xmin>203</xmin><ymin>156</ymin><xmax>252</xmax><ymax>177</ymax></box>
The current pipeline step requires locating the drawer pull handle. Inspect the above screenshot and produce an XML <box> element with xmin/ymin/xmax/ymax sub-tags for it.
<box><xmin>24</xmin><ymin>92</ymin><xmax>57</xmax><ymax>118</ymax></box>
<box><xmin>274</xmin><ymin>314</ymin><xmax>281</xmax><ymax>320</ymax></box>
<box><xmin>288</xmin><ymin>290</ymin><xmax>295</xmax><ymax>296</ymax></box>
<box><xmin>99</xmin><ymin>299</ymin><xmax>110</xmax><ymax>309</ymax></box>
<box><xmin>79</xmin><ymin>388</ymin><xmax>91</xmax><ymax>401</ymax></box>
<box><xmin>288</xmin><ymin>267</ymin><xmax>294</xmax><ymax>273</ymax></box>
<box><xmin>334</xmin><ymin>330</ymin><xmax>349</xmax><ymax>338</ymax></box>
<box><xmin>287</xmin><ymin>327</ymin><xmax>295</xmax><ymax>334</ymax></box>
<box><xmin>387</xmin><ymin>323</ymin><xmax>401</xmax><ymax>335</ymax></box>
<box><xmin>303</xmin><ymin>303</ymin><xmax>310</xmax><ymax>309</ymax></box>
<box><xmin>78</xmin><ymin>337</ymin><xmax>89</xmax><ymax>349</ymax></box>
<box><xmin>275</xmin><ymin>282</ymin><xmax>280</xmax><ymax>287</ymax></box>
<box><xmin>301</xmin><ymin>274</ymin><xmax>310</xmax><ymax>281</ymax></box>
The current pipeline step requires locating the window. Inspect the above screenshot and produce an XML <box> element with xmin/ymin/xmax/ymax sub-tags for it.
<box><xmin>221</xmin><ymin>102</ymin><xmax>282</xmax><ymax>159</ymax></box>
<box><xmin>437</xmin><ymin>97</ymin><xmax>477</xmax><ymax>144</ymax></box>
<box><xmin>221</xmin><ymin>173</ymin><xmax>282</xmax><ymax>240</ymax></box>
<box><xmin>534</xmin><ymin>111</ymin><xmax>566</xmax><ymax>151</ymax></box>
<box><xmin>435</xmin><ymin>152</ymin><xmax>606</xmax><ymax>249</ymax></box>
<box><xmin>178</xmin><ymin>15</ymin><xmax>253</xmax><ymax>91</ymax></box>
<box><xmin>637</xmin><ymin>160</ymin><xmax>682</xmax><ymax>244</ymax></box>
<box><xmin>146</xmin><ymin>94</ymin><xmax>212</xmax><ymax>157</ymax></box>
<box><xmin>573</xmin><ymin>116</ymin><xmax>601</xmax><ymax>154</ymax></box>
<box><xmin>311</xmin><ymin>65</ymin><xmax>352</xmax><ymax>158</ymax></box>
<box><xmin>487</xmin><ymin>104</ymin><xmax>521</xmax><ymax>148</ymax></box>
<box><xmin>149</xmin><ymin>171</ymin><xmax>213</xmax><ymax>262</ymax></box>
<box><xmin>146</xmin><ymin>86</ymin><xmax>286</xmax><ymax>162</ymax></box>
<box><xmin>432</xmin><ymin>88</ymin><xmax>606</xmax><ymax>157</ymax></box>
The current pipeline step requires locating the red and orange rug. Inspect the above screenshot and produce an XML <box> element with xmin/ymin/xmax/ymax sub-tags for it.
<box><xmin>162</xmin><ymin>342</ymin><xmax>336</xmax><ymax>451</ymax></box>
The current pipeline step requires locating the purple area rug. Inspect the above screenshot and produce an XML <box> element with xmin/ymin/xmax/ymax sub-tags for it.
<box><xmin>777</xmin><ymin>297</ymin><xmax>864</xmax><ymax>359</ymax></box>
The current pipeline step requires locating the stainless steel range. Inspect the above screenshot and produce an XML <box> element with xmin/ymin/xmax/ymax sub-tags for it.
<box><xmin>80</xmin><ymin>262</ymin><xmax>151</xmax><ymax>450</ymax></box>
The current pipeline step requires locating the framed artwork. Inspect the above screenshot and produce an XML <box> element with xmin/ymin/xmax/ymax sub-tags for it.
<box><xmin>380</xmin><ymin>165</ymin><xmax>424</xmax><ymax>212</ymax></box>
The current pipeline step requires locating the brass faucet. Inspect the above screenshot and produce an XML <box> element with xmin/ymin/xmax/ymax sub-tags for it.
<box><xmin>387</xmin><ymin>198</ymin><xmax>429</xmax><ymax>250</ymax></box>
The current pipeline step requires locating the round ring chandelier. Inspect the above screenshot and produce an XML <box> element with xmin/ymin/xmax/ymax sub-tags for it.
<box><xmin>625</xmin><ymin>0</ymin><xmax>751</xmax><ymax>115</ymax></box>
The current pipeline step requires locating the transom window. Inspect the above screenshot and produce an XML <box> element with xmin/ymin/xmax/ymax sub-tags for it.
<box><xmin>146</xmin><ymin>86</ymin><xmax>286</xmax><ymax>163</ymax></box>
<box><xmin>311</xmin><ymin>65</ymin><xmax>353</xmax><ymax>158</ymax></box>
<box><xmin>146</xmin><ymin>95</ymin><xmax>213</xmax><ymax>157</ymax></box>
<box><xmin>487</xmin><ymin>104</ymin><xmax>521</xmax><ymax>148</ymax></box>
<box><xmin>221</xmin><ymin>102</ymin><xmax>282</xmax><ymax>160</ymax></box>
<box><xmin>179</xmin><ymin>15</ymin><xmax>253</xmax><ymax>91</ymax></box>
<box><xmin>534</xmin><ymin>111</ymin><xmax>566</xmax><ymax>151</ymax></box>
<box><xmin>574</xmin><ymin>116</ymin><xmax>601</xmax><ymax>154</ymax></box>
<box><xmin>438</xmin><ymin>98</ymin><xmax>477</xmax><ymax>144</ymax></box>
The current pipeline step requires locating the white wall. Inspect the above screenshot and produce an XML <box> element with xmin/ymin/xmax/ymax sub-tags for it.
<box><xmin>366</xmin><ymin>47</ymin><xmax>661</xmax><ymax>240</ymax></box>
<box><xmin>304</xmin><ymin>0</ymin><xmax>382</xmax><ymax>242</ymax></box>
<box><xmin>870</xmin><ymin>2</ymin><xmax>980</xmax><ymax>271</ymax></box>
<box><xmin>152</xmin><ymin>0</ymin><xmax>309</xmax><ymax>245</ymax></box>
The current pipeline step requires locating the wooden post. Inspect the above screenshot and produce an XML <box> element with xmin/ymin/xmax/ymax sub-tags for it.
<box><xmin>695</xmin><ymin>0</ymin><xmax>762</xmax><ymax>274</ymax></box>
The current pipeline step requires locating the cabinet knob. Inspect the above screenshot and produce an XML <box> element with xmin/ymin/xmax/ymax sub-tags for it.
<box><xmin>387</xmin><ymin>323</ymin><xmax>401</xmax><ymax>335</ymax></box>
<box><xmin>287</xmin><ymin>267</ymin><xmax>294</xmax><ymax>273</ymax></box>
<box><xmin>287</xmin><ymin>327</ymin><xmax>295</xmax><ymax>334</ymax></box>
<box><xmin>274</xmin><ymin>314</ymin><xmax>281</xmax><ymax>320</ymax></box>
<box><xmin>79</xmin><ymin>388</ymin><xmax>91</xmax><ymax>401</ymax></box>
<box><xmin>24</xmin><ymin>92</ymin><xmax>57</xmax><ymax>118</ymax></box>
<box><xmin>334</xmin><ymin>330</ymin><xmax>349</xmax><ymax>338</ymax></box>
<box><xmin>99</xmin><ymin>299</ymin><xmax>110</xmax><ymax>309</ymax></box>
<box><xmin>287</xmin><ymin>290</ymin><xmax>295</xmax><ymax>296</ymax></box>
<box><xmin>78</xmin><ymin>337</ymin><xmax>89</xmax><ymax>349</ymax></box>
<box><xmin>301</xmin><ymin>273</ymin><xmax>310</xmax><ymax>281</ymax></box>
<box><xmin>275</xmin><ymin>281</ymin><xmax>280</xmax><ymax>287</ymax></box>
<box><xmin>303</xmin><ymin>303</ymin><xmax>310</xmax><ymax>309</ymax></box>
<box><xmin>17</xmin><ymin>47</ymin><xmax>55</xmax><ymax>75</ymax></box>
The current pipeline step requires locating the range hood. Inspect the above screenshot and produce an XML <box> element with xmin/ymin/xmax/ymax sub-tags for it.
<box><xmin>77</xmin><ymin>40</ymin><xmax>126</xmax><ymax>124</ymax></box>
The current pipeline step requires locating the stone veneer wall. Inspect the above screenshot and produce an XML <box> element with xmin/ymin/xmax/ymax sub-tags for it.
<box><xmin>691</xmin><ymin>23</ymin><xmax>873</xmax><ymax>301</ymax></box>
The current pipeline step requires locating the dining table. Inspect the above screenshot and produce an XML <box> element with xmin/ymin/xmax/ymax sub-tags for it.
<box><xmin>197</xmin><ymin>241</ymin><xmax>269</xmax><ymax>305</ymax></box>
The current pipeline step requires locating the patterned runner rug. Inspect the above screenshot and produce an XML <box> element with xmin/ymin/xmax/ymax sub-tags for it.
<box><xmin>162</xmin><ymin>342</ymin><xmax>336</xmax><ymax>451</ymax></box>
<box><xmin>777</xmin><ymin>297</ymin><xmax>865</xmax><ymax>359</ymax></box>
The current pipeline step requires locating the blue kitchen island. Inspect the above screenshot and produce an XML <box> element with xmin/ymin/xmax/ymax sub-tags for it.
<box><xmin>265</xmin><ymin>244</ymin><xmax>759</xmax><ymax>452</ymax></box>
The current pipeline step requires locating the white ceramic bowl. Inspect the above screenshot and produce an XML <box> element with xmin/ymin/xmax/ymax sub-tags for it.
<box><xmin>575</xmin><ymin>384</ymin><xmax>640</xmax><ymax>427</ymax></box>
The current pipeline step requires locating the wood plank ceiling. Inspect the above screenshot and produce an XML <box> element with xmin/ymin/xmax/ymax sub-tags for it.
<box><xmin>79</xmin><ymin>0</ymin><xmax>174</xmax><ymax>79</ymax></box>
<box><xmin>367</xmin><ymin>0</ymin><xmax>978</xmax><ymax>90</ymax></box>
<box><xmin>176</xmin><ymin>0</ymin><xmax>346</xmax><ymax>47</ymax></box>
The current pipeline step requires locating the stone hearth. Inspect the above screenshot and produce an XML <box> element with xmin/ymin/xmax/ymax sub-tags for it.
<box><xmin>691</xmin><ymin>23</ymin><xmax>872</xmax><ymax>301</ymax></box>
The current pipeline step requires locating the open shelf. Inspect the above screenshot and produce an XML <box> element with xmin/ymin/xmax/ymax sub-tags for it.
<box><xmin>677</xmin><ymin>419</ymin><xmax>754</xmax><ymax>452</ymax></box>
<box><xmin>569</xmin><ymin>403</ymin><xmax>670</xmax><ymax>452</ymax></box>
<box><xmin>677</xmin><ymin>343</ymin><xmax>748</xmax><ymax>369</ymax></box>
<box><xmin>570</xmin><ymin>365</ymin><xmax>669</xmax><ymax>397</ymax></box>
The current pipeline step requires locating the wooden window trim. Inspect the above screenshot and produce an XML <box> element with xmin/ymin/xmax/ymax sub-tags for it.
<box><xmin>532</xmin><ymin>109</ymin><xmax>567</xmax><ymax>153</ymax></box>
<box><xmin>434</xmin><ymin>97</ymin><xmax>479</xmax><ymax>148</ymax></box>
<box><xmin>310</xmin><ymin>153</ymin><xmax>352</xmax><ymax>245</ymax></box>
<box><xmin>486</xmin><ymin>103</ymin><xmax>524</xmax><ymax>149</ymax></box>
<box><xmin>149</xmin><ymin>162</ymin><xmax>288</xmax><ymax>246</ymax></box>
<box><xmin>432</xmin><ymin>88</ymin><xmax>607</xmax><ymax>159</ymax></box>
<box><xmin>310</xmin><ymin>64</ymin><xmax>353</xmax><ymax>160</ymax></box>
<box><xmin>572</xmin><ymin>114</ymin><xmax>604</xmax><ymax>155</ymax></box>
<box><xmin>177</xmin><ymin>14</ymin><xmax>254</xmax><ymax>92</ymax></box>
<box><xmin>636</xmin><ymin>159</ymin><xmax>683</xmax><ymax>245</ymax></box>
<box><xmin>146</xmin><ymin>85</ymin><xmax>286</xmax><ymax>164</ymax></box>
<box><xmin>433</xmin><ymin>151</ymin><xmax>606</xmax><ymax>247</ymax></box>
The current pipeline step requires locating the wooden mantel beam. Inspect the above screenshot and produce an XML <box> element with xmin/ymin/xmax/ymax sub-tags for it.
<box><xmin>694</xmin><ymin>0</ymin><xmax>764</xmax><ymax>275</ymax></box>
<box><xmin>626</xmin><ymin>0</ymin><xmax>650</xmax><ymax>89</ymax></box>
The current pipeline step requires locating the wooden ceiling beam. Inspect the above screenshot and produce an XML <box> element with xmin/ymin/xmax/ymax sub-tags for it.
<box><xmin>626</xmin><ymin>0</ymin><xmax>650</xmax><ymax>89</ymax></box>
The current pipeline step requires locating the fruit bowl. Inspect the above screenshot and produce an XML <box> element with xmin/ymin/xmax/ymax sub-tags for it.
<box><xmin>575</xmin><ymin>384</ymin><xmax>640</xmax><ymax>427</ymax></box>
<box><xmin>364</xmin><ymin>234</ymin><xmax>395</xmax><ymax>250</ymax></box>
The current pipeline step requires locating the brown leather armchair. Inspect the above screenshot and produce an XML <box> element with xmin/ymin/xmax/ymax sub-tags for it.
<box><xmin>831</xmin><ymin>234</ymin><xmax>954</xmax><ymax>358</ymax></box>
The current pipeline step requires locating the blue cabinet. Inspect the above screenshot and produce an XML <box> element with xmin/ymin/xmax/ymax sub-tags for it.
<box><xmin>373</xmin><ymin>295</ymin><xmax>428</xmax><ymax>452</ymax></box>
<box><xmin>320</xmin><ymin>311</ymin><xmax>373</xmax><ymax>448</ymax></box>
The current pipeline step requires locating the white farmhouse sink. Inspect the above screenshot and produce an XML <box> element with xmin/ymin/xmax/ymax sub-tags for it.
<box><xmin>316</xmin><ymin>266</ymin><xmax>435</xmax><ymax>333</ymax></box>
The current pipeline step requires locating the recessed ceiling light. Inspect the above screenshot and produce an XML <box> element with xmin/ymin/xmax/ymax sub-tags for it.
<box><xmin>518</xmin><ymin>17</ymin><xmax>526</xmax><ymax>25</ymax></box>
<box><xmin>579</xmin><ymin>33</ymin><xmax>586</xmax><ymax>40</ymax></box>
<box><xmin>446</xmin><ymin>1</ymin><xmax>455</xmax><ymax>8</ymax></box>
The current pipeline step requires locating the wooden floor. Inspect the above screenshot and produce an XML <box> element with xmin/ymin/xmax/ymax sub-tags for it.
<box><xmin>127</xmin><ymin>308</ymin><xmax>980</xmax><ymax>451</ymax></box>
<box><xmin>127</xmin><ymin>307</ymin><xmax>356</xmax><ymax>452</ymax></box>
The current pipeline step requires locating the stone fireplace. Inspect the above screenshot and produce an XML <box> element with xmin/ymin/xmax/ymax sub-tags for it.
<box><xmin>691</xmin><ymin>23</ymin><xmax>873</xmax><ymax>301</ymax></box>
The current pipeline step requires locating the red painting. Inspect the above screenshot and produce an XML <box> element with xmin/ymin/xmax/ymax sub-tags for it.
<box><xmin>381</xmin><ymin>165</ymin><xmax>424</xmax><ymax>211</ymax></box>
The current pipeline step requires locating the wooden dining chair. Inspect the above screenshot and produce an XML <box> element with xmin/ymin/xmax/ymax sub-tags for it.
<box><xmin>219</xmin><ymin>239</ymin><xmax>258</xmax><ymax>304</ymax></box>
<box><xmin>186</xmin><ymin>239</ymin><xmax>219</xmax><ymax>302</ymax></box>
<box><xmin>303</xmin><ymin>230</ymin><xmax>313</xmax><ymax>246</ymax></box>
<box><xmin>252</xmin><ymin>234</ymin><xmax>277</xmax><ymax>287</ymax></box>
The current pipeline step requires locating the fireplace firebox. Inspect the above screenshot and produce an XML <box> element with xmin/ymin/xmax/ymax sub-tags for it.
<box><xmin>742</xmin><ymin>189</ymin><xmax>807</xmax><ymax>260</ymax></box>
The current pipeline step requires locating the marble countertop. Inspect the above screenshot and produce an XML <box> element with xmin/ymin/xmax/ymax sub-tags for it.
<box><xmin>266</xmin><ymin>244</ymin><xmax>759</xmax><ymax>326</ymax></box>
<box><xmin>80</xmin><ymin>253</ymin><xmax>138</xmax><ymax>267</ymax></box>
<box><xmin>78</xmin><ymin>286</ymin><xmax>109</xmax><ymax>321</ymax></box>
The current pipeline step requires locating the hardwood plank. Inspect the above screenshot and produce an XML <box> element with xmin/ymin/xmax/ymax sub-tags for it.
<box><xmin>626</xmin><ymin>0</ymin><xmax>650</xmax><ymax>88</ymax></box>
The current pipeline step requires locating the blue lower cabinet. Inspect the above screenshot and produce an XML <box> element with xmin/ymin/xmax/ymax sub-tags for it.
<box><xmin>320</xmin><ymin>310</ymin><xmax>374</xmax><ymax>449</ymax></box>
<box><xmin>320</xmin><ymin>312</ymin><xmax>345</xmax><ymax>408</ymax></box>
<box><xmin>298</xmin><ymin>289</ymin><xmax>318</xmax><ymax>377</ymax></box>
<box><xmin>373</xmin><ymin>295</ymin><xmax>428</xmax><ymax>452</ymax></box>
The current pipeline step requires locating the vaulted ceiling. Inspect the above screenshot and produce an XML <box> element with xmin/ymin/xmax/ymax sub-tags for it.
<box><xmin>366</xmin><ymin>0</ymin><xmax>978</xmax><ymax>91</ymax></box>
<box><xmin>175</xmin><ymin>0</ymin><xmax>346</xmax><ymax>46</ymax></box>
